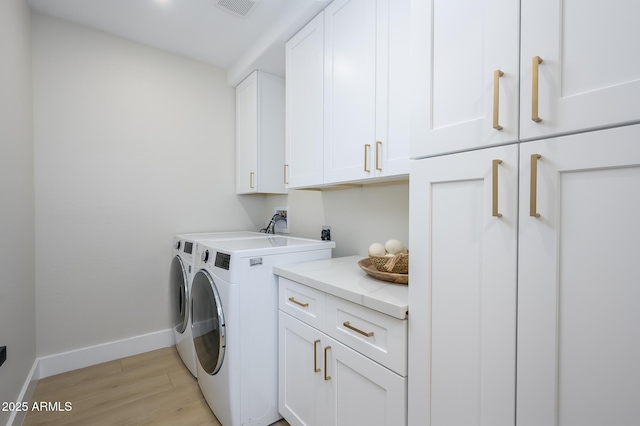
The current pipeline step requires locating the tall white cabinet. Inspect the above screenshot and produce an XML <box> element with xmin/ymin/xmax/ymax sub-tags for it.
<box><xmin>409</xmin><ymin>0</ymin><xmax>640</xmax><ymax>425</ymax></box>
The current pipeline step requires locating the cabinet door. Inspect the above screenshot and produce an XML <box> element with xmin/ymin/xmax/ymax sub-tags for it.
<box><xmin>324</xmin><ymin>0</ymin><xmax>387</xmax><ymax>183</ymax></box>
<box><xmin>374</xmin><ymin>0</ymin><xmax>410</xmax><ymax>178</ymax></box>
<box><xmin>517</xmin><ymin>126</ymin><xmax>640</xmax><ymax>426</ymax></box>
<box><xmin>286</xmin><ymin>13</ymin><xmax>325</xmax><ymax>189</ymax></box>
<box><xmin>520</xmin><ymin>0</ymin><xmax>640</xmax><ymax>140</ymax></box>
<box><xmin>279</xmin><ymin>311</ymin><xmax>326</xmax><ymax>426</ymax></box>
<box><xmin>236</xmin><ymin>71</ymin><xmax>258</xmax><ymax>194</ymax></box>
<box><xmin>325</xmin><ymin>337</ymin><xmax>407</xmax><ymax>426</ymax></box>
<box><xmin>409</xmin><ymin>145</ymin><xmax>518</xmax><ymax>426</ymax></box>
<box><xmin>410</xmin><ymin>0</ymin><xmax>520</xmax><ymax>159</ymax></box>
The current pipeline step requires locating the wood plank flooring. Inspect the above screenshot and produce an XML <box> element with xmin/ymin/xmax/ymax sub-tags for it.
<box><xmin>23</xmin><ymin>347</ymin><xmax>290</xmax><ymax>426</ymax></box>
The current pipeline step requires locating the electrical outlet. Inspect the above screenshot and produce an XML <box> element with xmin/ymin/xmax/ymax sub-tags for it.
<box><xmin>274</xmin><ymin>206</ymin><xmax>289</xmax><ymax>234</ymax></box>
<box><xmin>321</xmin><ymin>226</ymin><xmax>331</xmax><ymax>241</ymax></box>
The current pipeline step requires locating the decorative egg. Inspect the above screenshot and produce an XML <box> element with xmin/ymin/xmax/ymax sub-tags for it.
<box><xmin>368</xmin><ymin>242</ymin><xmax>386</xmax><ymax>257</ymax></box>
<box><xmin>384</xmin><ymin>239</ymin><xmax>406</xmax><ymax>255</ymax></box>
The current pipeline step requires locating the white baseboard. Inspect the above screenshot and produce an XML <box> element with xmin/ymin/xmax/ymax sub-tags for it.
<box><xmin>7</xmin><ymin>329</ymin><xmax>174</xmax><ymax>425</ymax></box>
<box><xmin>36</xmin><ymin>328</ymin><xmax>174</xmax><ymax>380</ymax></box>
<box><xmin>7</xmin><ymin>359</ymin><xmax>39</xmax><ymax>426</ymax></box>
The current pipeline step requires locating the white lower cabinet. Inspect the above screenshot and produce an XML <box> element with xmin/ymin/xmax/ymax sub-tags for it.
<box><xmin>409</xmin><ymin>124</ymin><xmax>640</xmax><ymax>425</ymax></box>
<box><xmin>279</xmin><ymin>278</ymin><xmax>407</xmax><ymax>426</ymax></box>
<box><xmin>409</xmin><ymin>144</ymin><xmax>519</xmax><ymax>426</ymax></box>
<box><xmin>517</xmin><ymin>126</ymin><xmax>640</xmax><ymax>426</ymax></box>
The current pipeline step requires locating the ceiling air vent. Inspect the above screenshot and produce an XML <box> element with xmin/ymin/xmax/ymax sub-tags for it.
<box><xmin>214</xmin><ymin>0</ymin><xmax>260</xmax><ymax>18</ymax></box>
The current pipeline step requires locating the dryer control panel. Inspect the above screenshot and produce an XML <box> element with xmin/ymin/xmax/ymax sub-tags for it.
<box><xmin>214</xmin><ymin>252</ymin><xmax>231</xmax><ymax>270</ymax></box>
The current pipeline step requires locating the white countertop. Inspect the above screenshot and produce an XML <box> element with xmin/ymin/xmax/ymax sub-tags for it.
<box><xmin>273</xmin><ymin>255</ymin><xmax>409</xmax><ymax>319</ymax></box>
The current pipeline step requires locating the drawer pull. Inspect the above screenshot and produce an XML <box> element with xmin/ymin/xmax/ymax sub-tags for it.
<box><xmin>343</xmin><ymin>321</ymin><xmax>374</xmax><ymax>337</ymax></box>
<box><xmin>288</xmin><ymin>297</ymin><xmax>309</xmax><ymax>308</ymax></box>
<box><xmin>313</xmin><ymin>339</ymin><xmax>321</xmax><ymax>373</ymax></box>
<box><xmin>324</xmin><ymin>346</ymin><xmax>331</xmax><ymax>381</ymax></box>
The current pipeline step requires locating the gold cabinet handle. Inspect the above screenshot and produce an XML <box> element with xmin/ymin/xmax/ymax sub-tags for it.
<box><xmin>364</xmin><ymin>144</ymin><xmax>371</xmax><ymax>172</ymax></box>
<box><xmin>250</xmin><ymin>172</ymin><xmax>255</xmax><ymax>189</ymax></box>
<box><xmin>530</xmin><ymin>154</ymin><xmax>541</xmax><ymax>217</ymax></box>
<box><xmin>313</xmin><ymin>339</ymin><xmax>321</xmax><ymax>373</ymax></box>
<box><xmin>493</xmin><ymin>70</ymin><xmax>504</xmax><ymax>130</ymax></box>
<box><xmin>531</xmin><ymin>56</ymin><xmax>543</xmax><ymax>122</ymax></box>
<box><xmin>492</xmin><ymin>159</ymin><xmax>503</xmax><ymax>217</ymax></box>
<box><xmin>288</xmin><ymin>297</ymin><xmax>309</xmax><ymax>308</ymax></box>
<box><xmin>284</xmin><ymin>164</ymin><xmax>289</xmax><ymax>185</ymax></box>
<box><xmin>375</xmin><ymin>141</ymin><xmax>382</xmax><ymax>171</ymax></box>
<box><xmin>343</xmin><ymin>321</ymin><xmax>374</xmax><ymax>337</ymax></box>
<box><xmin>324</xmin><ymin>346</ymin><xmax>331</xmax><ymax>381</ymax></box>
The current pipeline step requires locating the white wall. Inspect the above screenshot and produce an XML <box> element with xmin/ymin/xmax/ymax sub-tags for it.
<box><xmin>265</xmin><ymin>181</ymin><xmax>409</xmax><ymax>258</ymax></box>
<box><xmin>32</xmin><ymin>14</ymin><xmax>266</xmax><ymax>357</ymax></box>
<box><xmin>0</xmin><ymin>0</ymin><xmax>36</xmax><ymax>423</ymax></box>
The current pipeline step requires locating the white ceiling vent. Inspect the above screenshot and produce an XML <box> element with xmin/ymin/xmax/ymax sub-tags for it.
<box><xmin>213</xmin><ymin>0</ymin><xmax>260</xmax><ymax>18</ymax></box>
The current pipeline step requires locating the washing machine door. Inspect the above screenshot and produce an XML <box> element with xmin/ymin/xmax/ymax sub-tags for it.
<box><xmin>191</xmin><ymin>269</ymin><xmax>226</xmax><ymax>375</ymax></box>
<box><xmin>170</xmin><ymin>255</ymin><xmax>188</xmax><ymax>334</ymax></box>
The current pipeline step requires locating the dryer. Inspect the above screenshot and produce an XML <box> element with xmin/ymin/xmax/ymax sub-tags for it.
<box><xmin>170</xmin><ymin>231</ymin><xmax>272</xmax><ymax>377</ymax></box>
<box><xmin>191</xmin><ymin>236</ymin><xmax>335</xmax><ymax>426</ymax></box>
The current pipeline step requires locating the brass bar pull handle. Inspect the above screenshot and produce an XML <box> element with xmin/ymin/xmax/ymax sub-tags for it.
<box><xmin>343</xmin><ymin>321</ymin><xmax>374</xmax><ymax>337</ymax></box>
<box><xmin>288</xmin><ymin>297</ymin><xmax>309</xmax><ymax>308</ymax></box>
<box><xmin>324</xmin><ymin>346</ymin><xmax>331</xmax><ymax>381</ymax></box>
<box><xmin>532</xmin><ymin>56</ymin><xmax>543</xmax><ymax>122</ymax></box>
<box><xmin>530</xmin><ymin>154</ymin><xmax>541</xmax><ymax>217</ymax></box>
<box><xmin>375</xmin><ymin>141</ymin><xmax>382</xmax><ymax>171</ymax></box>
<box><xmin>250</xmin><ymin>172</ymin><xmax>255</xmax><ymax>189</ymax></box>
<box><xmin>284</xmin><ymin>164</ymin><xmax>289</xmax><ymax>185</ymax></box>
<box><xmin>313</xmin><ymin>339</ymin><xmax>321</xmax><ymax>373</ymax></box>
<box><xmin>364</xmin><ymin>144</ymin><xmax>371</xmax><ymax>172</ymax></box>
<box><xmin>492</xmin><ymin>159</ymin><xmax>503</xmax><ymax>217</ymax></box>
<box><xmin>493</xmin><ymin>70</ymin><xmax>504</xmax><ymax>130</ymax></box>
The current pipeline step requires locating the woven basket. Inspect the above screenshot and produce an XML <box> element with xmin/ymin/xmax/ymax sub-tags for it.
<box><xmin>368</xmin><ymin>252</ymin><xmax>409</xmax><ymax>274</ymax></box>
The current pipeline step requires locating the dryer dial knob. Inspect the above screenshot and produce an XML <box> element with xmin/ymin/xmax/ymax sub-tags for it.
<box><xmin>202</xmin><ymin>250</ymin><xmax>210</xmax><ymax>263</ymax></box>
<box><xmin>175</xmin><ymin>240</ymin><xmax>181</xmax><ymax>250</ymax></box>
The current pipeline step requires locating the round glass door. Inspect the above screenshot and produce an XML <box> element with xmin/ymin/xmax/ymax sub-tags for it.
<box><xmin>191</xmin><ymin>270</ymin><xmax>226</xmax><ymax>375</ymax></box>
<box><xmin>170</xmin><ymin>255</ymin><xmax>188</xmax><ymax>334</ymax></box>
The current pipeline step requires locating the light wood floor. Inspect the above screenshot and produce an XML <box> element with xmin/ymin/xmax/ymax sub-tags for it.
<box><xmin>23</xmin><ymin>347</ymin><xmax>290</xmax><ymax>426</ymax></box>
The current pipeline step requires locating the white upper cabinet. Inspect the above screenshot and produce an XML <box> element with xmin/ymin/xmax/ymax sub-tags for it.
<box><xmin>520</xmin><ymin>0</ymin><xmax>640</xmax><ymax>140</ymax></box>
<box><xmin>323</xmin><ymin>0</ymin><xmax>409</xmax><ymax>184</ymax></box>
<box><xmin>285</xmin><ymin>13</ymin><xmax>325</xmax><ymax>189</ymax></box>
<box><xmin>236</xmin><ymin>70</ymin><xmax>287</xmax><ymax>194</ymax></box>
<box><xmin>412</xmin><ymin>0</ymin><xmax>640</xmax><ymax>158</ymax></box>
<box><xmin>411</xmin><ymin>0</ymin><xmax>520</xmax><ymax>159</ymax></box>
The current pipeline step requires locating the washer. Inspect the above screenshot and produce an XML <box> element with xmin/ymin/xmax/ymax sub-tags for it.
<box><xmin>170</xmin><ymin>231</ymin><xmax>273</xmax><ymax>377</ymax></box>
<box><xmin>191</xmin><ymin>236</ymin><xmax>335</xmax><ymax>426</ymax></box>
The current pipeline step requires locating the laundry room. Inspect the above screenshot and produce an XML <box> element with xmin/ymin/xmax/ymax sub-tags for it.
<box><xmin>4</xmin><ymin>0</ymin><xmax>640</xmax><ymax>425</ymax></box>
<box><xmin>1</xmin><ymin>0</ymin><xmax>409</xmax><ymax>424</ymax></box>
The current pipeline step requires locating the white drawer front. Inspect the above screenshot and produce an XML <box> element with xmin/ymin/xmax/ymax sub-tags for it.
<box><xmin>279</xmin><ymin>277</ymin><xmax>326</xmax><ymax>330</ymax></box>
<box><xmin>326</xmin><ymin>294</ymin><xmax>407</xmax><ymax>376</ymax></box>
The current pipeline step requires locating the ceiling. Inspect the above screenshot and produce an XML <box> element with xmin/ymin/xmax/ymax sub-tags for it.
<box><xmin>27</xmin><ymin>0</ymin><xmax>330</xmax><ymax>86</ymax></box>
